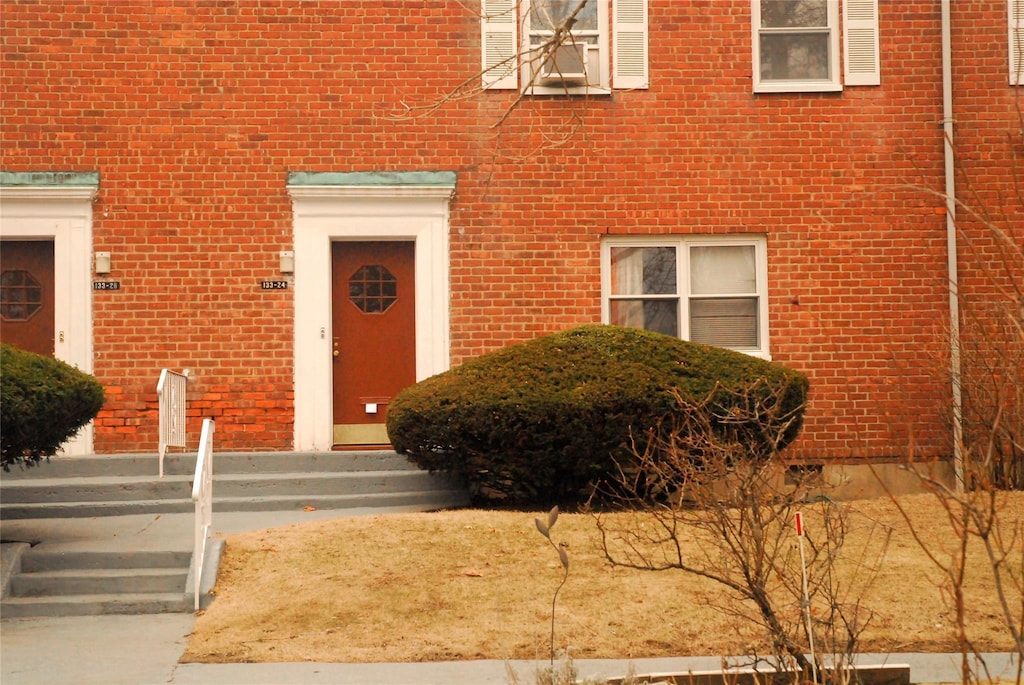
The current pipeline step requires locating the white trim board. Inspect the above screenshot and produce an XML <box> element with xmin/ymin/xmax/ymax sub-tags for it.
<box><xmin>287</xmin><ymin>182</ymin><xmax>454</xmax><ymax>452</ymax></box>
<box><xmin>0</xmin><ymin>185</ymin><xmax>98</xmax><ymax>455</ymax></box>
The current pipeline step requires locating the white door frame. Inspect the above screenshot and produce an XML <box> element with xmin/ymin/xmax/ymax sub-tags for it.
<box><xmin>0</xmin><ymin>177</ymin><xmax>98</xmax><ymax>455</ymax></box>
<box><xmin>287</xmin><ymin>172</ymin><xmax>455</xmax><ymax>452</ymax></box>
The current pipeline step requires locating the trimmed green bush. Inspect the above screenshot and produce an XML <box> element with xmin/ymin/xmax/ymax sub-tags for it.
<box><xmin>1</xmin><ymin>343</ymin><xmax>105</xmax><ymax>469</ymax></box>
<box><xmin>387</xmin><ymin>324</ymin><xmax>809</xmax><ymax>505</ymax></box>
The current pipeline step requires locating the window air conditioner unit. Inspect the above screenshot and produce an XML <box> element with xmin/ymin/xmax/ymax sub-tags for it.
<box><xmin>539</xmin><ymin>42</ymin><xmax>587</xmax><ymax>84</ymax></box>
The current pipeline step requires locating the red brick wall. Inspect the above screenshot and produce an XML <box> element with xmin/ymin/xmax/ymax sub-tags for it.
<box><xmin>949</xmin><ymin>3</ymin><xmax>1024</xmax><ymax>461</ymax></box>
<box><xmin>3</xmin><ymin>1</ymin><xmax>1006</xmax><ymax>460</ymax></box>
<box><xmin>951</xmin><ymin>3</ymin><xmax>1024</xmax><ymax>306</ymax></box>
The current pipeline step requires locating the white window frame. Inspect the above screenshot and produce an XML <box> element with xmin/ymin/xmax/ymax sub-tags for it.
<box><xmin>1012</xmin><ymin>0</ymin><xmax>1024</xmax><ymax>85</ymax></box>
<box><xmin>287</xmin><ymin>174</ymin><xmax>454</xmax><ymax>452</ymax></box>
<box><xmin>601</xmin><ymin>235</ymin><xmax>771</xmax><ymax>359</ymax></box>
<box><xmin>0</xmin><ymin>180</ymin><xmax>98</xmax><ymax>455</ymax></box>
<box><xmin>752</xmin><ymin>0</ymin><xmax>841</xmax><ymax>93</ymax></box>
<box><xmin>482</xmin><ymin>0</ymin><xmax>648</xmax><ymax>92</ymax></box>
<box><xmin>523</xmin><ymin>0</ymin><xmax>611</xmax><ymax>95</ymax></box>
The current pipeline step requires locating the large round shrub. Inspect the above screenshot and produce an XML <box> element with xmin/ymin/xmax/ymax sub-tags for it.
<box><xmin>387</xmin><ymin>325</ymin><xmax>809</xmax><ymax>505</ymax></box>
<box><xmin>1</xmin><ymin>343</ymin><xmax>106</xmax><ymax>469</ymax></box>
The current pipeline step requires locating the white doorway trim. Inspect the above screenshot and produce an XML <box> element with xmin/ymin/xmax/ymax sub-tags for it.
<box><xmin>0</xmin><ymin>175</ymin><xmax>98</xmax><ymax>455</ymax></box>
<box><xmin>287</xmin><ymin>172</ymin><xmax>455</xmax><ymax>452</ymax></box>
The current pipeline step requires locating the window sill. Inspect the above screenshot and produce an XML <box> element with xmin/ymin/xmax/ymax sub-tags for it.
<box><xmin>525</xmin><ymin>84</ymin><xmax>612</xmax><ymax>96</ymax></box>
<box><xmin>753</xmin><ymin>80</ymin><xmax>842</xmax><ymax>94</ymax></box>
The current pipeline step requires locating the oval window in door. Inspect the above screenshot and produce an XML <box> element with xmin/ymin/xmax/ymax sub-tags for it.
<box><xmin>349</xmin><ymin>265</ymin><xmax>397</xmax><ymax>314</ymax></box>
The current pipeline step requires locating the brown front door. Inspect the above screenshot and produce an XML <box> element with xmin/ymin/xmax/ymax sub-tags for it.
<box><xmin>0</xmin><ymin>240</ymin><xmax>55</xmax><ymax>356</ymax></box>
<box><xmin>331</xmin><ymin>241</ymin><xmax>416</xmax><ymax>447</ymax></box>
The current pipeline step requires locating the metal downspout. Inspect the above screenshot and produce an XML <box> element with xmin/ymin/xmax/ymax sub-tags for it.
<box><xmin>941</xmin><ymin>0</ymin><xmax>965</xmax><ymax>488</ymax></box>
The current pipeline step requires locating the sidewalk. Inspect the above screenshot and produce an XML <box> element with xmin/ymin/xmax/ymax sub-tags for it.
<box><xmin>1</xmin><ymin>511</ymin><xmax>1020</xmax><ymax>684</ymax></box>
<box><xmin>1</xmin><ymin>613</ymin><xmax>1019</xmax><ymax>685</ymax></box>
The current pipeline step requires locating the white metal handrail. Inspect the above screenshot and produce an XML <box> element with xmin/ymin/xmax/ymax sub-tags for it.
<box><xmin>157</xmin><ymin>368</ymin><xmax>189</xmax><ymax>477</ymax></box>
<box><xmin>192</xmin><ymin>417</ymin><xmax>214</xmax><ymax>612</ymax></box>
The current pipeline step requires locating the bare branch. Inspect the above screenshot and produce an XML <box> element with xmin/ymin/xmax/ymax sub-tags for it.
<box><xmin>593</xmin><ymin>380</ymin><xmax>884</xmax><ymax>681</ymax></box>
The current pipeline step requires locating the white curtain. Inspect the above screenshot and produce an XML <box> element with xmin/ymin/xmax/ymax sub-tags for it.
<box><xmin>689</xmin><ymin>245</ymin><xmax>758</xmax><ymax>347</ymax></box>
<box><xmin>690</xmin><ymin>245</ymin><xmax>756</xmax><ymax>294</ymax></box>
<box><xmin>610</xmin><ymin>246</ymin><xmax>645</xmax><ymax>327</ymax></box>
<box><xmin>610</xmin><ymin>246</ymin><xmax>644</xmax><ymax>294</ymax></box>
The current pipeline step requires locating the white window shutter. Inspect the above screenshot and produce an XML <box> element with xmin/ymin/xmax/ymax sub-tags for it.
<box><xmin>613</xmin><ymin>0</ymin><xmax>648</xmax><ymax>89</ymax></box>
<box><xmin>844</xmin><ymin>0</ymin><xmax>880</xmax><ymax>86</ymax></box>
<box><xmin>1012</xmin><ymin>0</ymin><xmax>1024</xmax><ymax>85</ymax></box>
<box><xmin>482</xmin><ymin>0</ymin><xmax>518</xmax><ymax>90</ymax></box>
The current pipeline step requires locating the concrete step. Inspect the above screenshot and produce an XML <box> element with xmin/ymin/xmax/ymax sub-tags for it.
<box><xmin>10</xmin><ymin>567</ymin><xmax>188</xmax><ymax>596</ymax></box>
<box><xmin>20</xmin><ymin>550</ymin><xmax>191</xmax><ymax>572</ymax></box>
<box><xmin>0</xmin><ymin>450</ymin><xmax>469</xmax><ymax>617</ymax></box>
<box><xmin>1</xmin><ymin>470</ymin><xmax>455</xmax><ymax>503</ymax></box>
<box><xmin>2</xmin><ymin>549</ymin><xmax>192</xmax><ymax>618</ymax></box>
<box><xmin>1</xmin><ymin>592</ymin><xmax>191</xmax><ymax>618</ymax></box>
<box><xmin>218</xmin><ymin>470</ymin><xmax>458</xmax><ymax>496</ymax></box>
<box><xmin>1</xmin><ymin>475</ymin><xmax>191</xmax><ymax>503</ymax></box>
<box><xmin>0</xmin><ymin>487</ymin><xmax>469</xmax><ymax>519</ymax></box>
<box><xmin>209</xmin><ymin>489</ymin><xmax>470</xmax><ymax>513</ymax></box>
<box><xmin>0</xmin><ymin>451</ymin><xmax>419</xmax><ymax>479</ymax></box>
<box><xmin>1</xmin><ymin>499</ymin><xmax>194</xmax><ymax>519</ymax></box>
<box><xmin>0</xmin><ymin>450</ymin><xmax>469</xmax><ymax>519</ymax></box>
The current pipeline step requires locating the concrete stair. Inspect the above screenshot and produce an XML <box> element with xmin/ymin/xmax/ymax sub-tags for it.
<box><xmin>2</xmin><ymin>549</ymin><xmax>192</xmax><ymax>618</ymax></box>
<box><xmin>0</xmin><ymin>451</ymin><xmax>468</xmax><ymax>617</ymax></box>
<box><xmin>0</xmin><ymin>451</ymin><xmax>469</xmax><ymax>519</ymax></box>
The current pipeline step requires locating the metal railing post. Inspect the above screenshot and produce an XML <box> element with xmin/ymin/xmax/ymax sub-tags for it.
<box><xmin>192</xmin><ymin>417</ymin><xmax>214</xmax><ymax>612</ymax></box>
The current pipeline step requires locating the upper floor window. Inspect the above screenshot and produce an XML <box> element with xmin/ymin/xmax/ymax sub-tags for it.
<box><xmin>482</xmin><ymin>0</ymin><xmax>648</xmax><ymax>93</ymax></box>
<box><xmin>753</xmin><ymin>0</ymin><xmax>841</xmax><ymax>92</ymax></box>
<box><xmin>601</xmin><ymin>236</ymin><xmax>770</xmax><ymax>359</ymax></box>
<box><xmin>753</xmin><ymin>0</ymin><xmax>881</xmax><ymax>92</ymax></box>
<box><xmin>527</xmin><ymin>0</ymin><xmax>604</xmax><ymax>91</ymax></box>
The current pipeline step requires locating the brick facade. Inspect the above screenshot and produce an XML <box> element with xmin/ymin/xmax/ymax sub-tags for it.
<box><xmin>1</xmin><ymin>1</ymin><xmax>1019</xmax><ymax>462</ymax></box>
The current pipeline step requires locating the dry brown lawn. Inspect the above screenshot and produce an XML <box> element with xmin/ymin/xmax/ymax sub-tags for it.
<box><xmin>183</xmin><ymin>493</ymin><xmax>1024</xmax><ymax>664</ymax></box>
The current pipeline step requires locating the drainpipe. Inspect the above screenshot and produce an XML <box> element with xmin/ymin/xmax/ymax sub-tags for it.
<box><xmin>941</xmin><ymin>0</ymin><xmax>964</xmax><ymax>489</ymax></box>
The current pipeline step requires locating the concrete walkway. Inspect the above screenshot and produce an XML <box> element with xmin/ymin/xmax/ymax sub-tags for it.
<box><xmin>1</xmin><ymin>613</ymin><xmax>1019</xmax><ymax>685</ymax></box>
<box><xmin>2</xmin><ymin>510</ymin><xmax>1020</xmax><ymax>685</ymax></box>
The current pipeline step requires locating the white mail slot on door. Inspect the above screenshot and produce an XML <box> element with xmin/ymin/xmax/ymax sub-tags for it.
<box><xmin>360</xmin><ymin>397</ymin><xmax>390</xmax><ymax>416</ymax></box>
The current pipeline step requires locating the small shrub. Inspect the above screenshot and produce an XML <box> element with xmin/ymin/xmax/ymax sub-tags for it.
<box><xmin>535</xmin><ymin>506</ymin><xmax>569</xmax><ymax>665</ymax></box>
<box><xmin>387</xmin><ymin>324</ymin><xmax>808</xmax><ymax>505</ymax></box>
<box><xmin>1</xmin><ymin>343</ymin><xmax>105</xmax><ymax>469</ymax></box>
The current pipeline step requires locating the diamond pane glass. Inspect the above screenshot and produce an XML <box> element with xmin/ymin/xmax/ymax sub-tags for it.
<box><xmin>349</xmin><ymin>265</ymin><xmax>397</xmax><ymax>314</ymax></box>
<box><xmin>0</xmin><ymin>270</ymin><xmax>42</xmax><ymax>321</ymax></box>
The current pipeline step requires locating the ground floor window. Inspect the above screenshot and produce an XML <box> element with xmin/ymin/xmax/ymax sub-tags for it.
<box><xmin>601</xmin><ymin>235</ymin><xmax>770</xmax><ymax>358</ymax></box>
